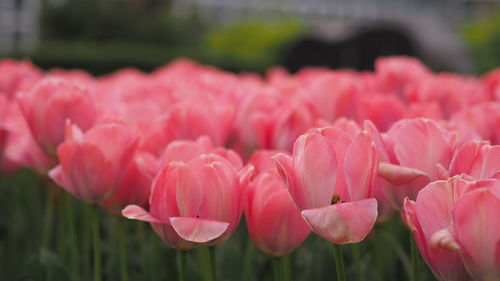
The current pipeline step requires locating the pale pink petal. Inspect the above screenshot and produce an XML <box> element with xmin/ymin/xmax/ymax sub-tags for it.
<box><xmin>170</xmin><ymin>217</ymin><xmax>229</xmax><ymax>243</ymax></box>
<box><xmin>344</xmin><ymin>132</ymin><xmax>377</xmax><ymax>201</ymax></box>
<box><xmin>450</xmin><ymin>141</ymin><xmax>500</xmax><ymax>180</ymax></box>
<box><xmin>301</xmin><ymin>198</ymin><xmax>377</xmax><ymax>244</ymax></box>
<box><xmin>379</xmin><ymin>162</ymin><xmax>430</xmax><ymax>208</ymax></box>
<box><xmin>452</xmin><ymin>189</ymin><xmax>500</xmax><ymax>279</ymax></box>
<box><xmin>122</xmin><ymin>205</ymin><xmax>163</xmax><ymax>223</ymax></box>
<box><xmin>272</xmin><ymin>153</ymin><xmax>301</xmax><ymax>206</ymax></box>
<box><xmin>393</xmin><ymin>119</ymin><xmax>453</xmax><ymax>181</ymax></box>
<box><xmin>175</xmin><ymin>163</ymin><xmax>203</xmax><ymax>218</ymax></box>
<box><xmin>293</xmin><ymin>132</ymin><xmax>337</xmax><ymax>209</ymax></box>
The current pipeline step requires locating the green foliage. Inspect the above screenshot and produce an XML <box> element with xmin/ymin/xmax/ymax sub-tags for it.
<box><xmin>463</xmin><ymin>11</ymin><xmax>500</xmax><ymax>73</ymax></box>
<box><xmin>0</xmin><ymin>170</ymin><xmax>435</xmax><ymax>281</ymax></box>
<box><xmin>205</xmin><ymin>20</ymin><xmax>305</xmax><ymax>67</ymax></box>
<box><xmin>41</xmin><ymin>0</ymin><xmax>203</xmax><ymax>45</ymax></box>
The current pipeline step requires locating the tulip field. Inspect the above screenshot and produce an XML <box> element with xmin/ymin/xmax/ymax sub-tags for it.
<box><xmin>0</xmin><ymin>57</ymin><xmax>499</xmax><ymax>281</ymax></box>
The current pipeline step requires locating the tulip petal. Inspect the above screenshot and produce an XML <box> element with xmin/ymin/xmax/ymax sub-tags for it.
<box><xmin>293</xmin><ymin>133</ymin><xmax>337</xmax><ymax>209</ymax></box>
<box><xmin>450</xmin><ymin>141</ymin><xmax>500</xmax><ymax>180</ymax></box>
<box><xmin>301</xmin><ymin>198</ymin><xmax>377</xmax><ymax>244</ymax></box>
<box><xmin>452</xmin><ymin>188</ymin><xmax>500</xmax><ymax>279</ymax></box>
<box><xmin>170</xmin><ymin>217</ymin><xmax>229</xmax><ymax>243</ymax></box>
<box><xmin>122</xmin><ymin>205</ymin><xmax>163</xmax><ymax>223</ymax></box>
<box><xmin>345</xmin><ymin>132</ymin><xmax>377</xmax><ymax>201</ymax></box>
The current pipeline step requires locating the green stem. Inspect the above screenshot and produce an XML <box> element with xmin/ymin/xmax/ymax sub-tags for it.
<box><xmin>352</xmin><ymin>244</ymin><xmax>365</xmax><ymax>281</ymax></box>
<box><xmin>282</xmin><ymin>255</ymin><xmax>292</xmax><ymax>281</ymax></box>
<box><xmin>150</xmin><ymin>230</ymin><xmax>159</xmax><ymax>281</ymax></box>
<box><xmin>241</xmin><ymin>236</ymin><xmax>254</xmax><ymax>281</ymax></box>
<box><xmin>410</xmin><ymin>232</ymin><xmax>419</xmax><ymax>281</ymax></box>
<box><xmin>209</xmin><ymin>246</ymin><xmax>217</xmax><ymax>281</ymax></box>
<box><xmin>92</xmin><ymin>206</ymin><xmax>102</xmax><ymax>281</ymax></box>
<box><xmin>332</xmin><ymin>244</ymin><xmax>346</xmax><ymax>281</ymax></box>
<box><xmin>84</xmin><ymin>204</ymin><xmax>91</xmax><ymax>281</ymax></box>
<box><xmin>272</xmin><ymin>258</ymin><xmax>281</xmax><ymax>281</ymax></box>
<box><xmin>178</xmin><ymin>250</ymin><xmax>186</xmax><ymax>281</ymax></box>
<box><xmin>118</xmin><ymin>219</ymin><xmax>129</xmax><ymax>281</ymax></box>
<box><xmin>41</xmin><ymin>190</ymin><xmax>55</xmax><ymax>249</ymax></box>
<box><xmin>65</xmin><ymin>194</ymin><xmax>79</xmax><ymax>275</ymax></box>
<box><xmin>196</xmin><ymin>247</ymin><xmax>210</xmax><ymax>281</ymax></box>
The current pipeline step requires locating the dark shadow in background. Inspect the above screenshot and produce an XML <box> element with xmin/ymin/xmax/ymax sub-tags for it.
<box><xmin>282</xmin><ymin>27</ymin><xmax>416</xmax><ymax>72</ymax></box>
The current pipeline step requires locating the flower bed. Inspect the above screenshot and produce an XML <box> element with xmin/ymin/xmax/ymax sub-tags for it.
<box><xmin>0</xmin><ymin>56</ymin><xmax>499</xmax><ymax>281</ymax></box>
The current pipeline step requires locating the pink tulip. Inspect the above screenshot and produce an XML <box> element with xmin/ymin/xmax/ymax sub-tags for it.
<box><xmin>378</xmin><ymin>118</ymin><xmax>458</xmax><ymax>209</ymax></box>
<box><xmin>403</xmin><ymin>176</ymin><xmax>480</xmax><ymax>281</ymax></box>
<box><xmin>449</xmin><ymin>141</ymin><xmax>500</xmax><ymax>180</ymax></box>
<box><xmin>158</xmin><ymin>136</ymin><xmax>243</xmax><ymax>171</ymax></box>
<box><xmin>450</xmin><ymin>103</ymin><xmax>500</xmax><ymax>145</ymax></box>
<box><xmin>0</xmin><ymin>96</ymin><xmax>8</xmax><ymax>157</ymax></box>
<box><xmin>303</xmin><ymin>72</ymin><xmax>359</xmax><ymax>122</ymax></box>
<box><xmin>273</xmin><ymin>127</ymin><xmax>378</xmax><ymax>244</ymax></box>
<box><xmin>447</xmin><ymin>183</ymin><xmax>500</xmax><ymax>281</ymax></box>
<box><xmin>247</xmin><ymin>150</ymin><xmax>286</xmax><ymax>175</ymax></box>
<box><xmin>164</xmin><ymin>97</ymin><xmax>233</xmax><ymax>148</ymax></box>
<box><xmin>123</xmin><ymin>154</ymin><xmax>253</xmax><ymax>249</ymax></box>
<box><xmin>233</xmin><ymin>90</ymin><xmax>280</xmax><ymax>155</ymax></box>
<box><xmin>406</xmin><ymin>74</ymin><xmax>488</xmax><ymax>118</ymax></box>
<box><xmin>49</xmin><ymin>121</ymin><xmax>138</xmax><ymax>203</ymax></box>
<box><xmin>356</xmin><ymin>95</ymin><xmax>405</xmax><ymax>132</ymax></box>
<box><xmin>1</xmin><ymin>100</ymin><xmax>55</xmax><ymax>174</ymax></box>
<box><xmin>485</xmin><ymin>68</ymin><xmax>500</xmax><ymax>101</ymax></box>
<box><xmin>375</xmin><ymin>56</ymin><xmax>431</xmax><ymax>100</ymax></box>
<box><xmin>99</xmin><ymin>150</ymin><xmax>157</xmax><ymax>216</ymax></box>
<box><xmin>423</xmin><ymin>178</ymin><xmax>500</xmax><ymax>281</ymax></box>
<box><xmin>245</xmin><ymin>171</ymin><xmax>310</xmax><ymax>256</ymax></box>
<box><xmin>17</xmin><ymin>78</ymin><xmax>97</xmax><ymax>157</ymax></box>
<box><xmin>0</xmin><ymin>59</ymin><xmax>43</xmax><ymax>99</ymax></box>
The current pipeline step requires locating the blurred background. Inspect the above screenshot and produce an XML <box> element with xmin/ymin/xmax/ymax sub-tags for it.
<box><xmin>1</xmin><ymin>0</ymin><xmax>500</xmax><ymax>75</ymax></box>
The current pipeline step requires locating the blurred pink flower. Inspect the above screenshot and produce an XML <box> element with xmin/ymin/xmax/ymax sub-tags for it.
<box><xmin>17</xmin><ymin>78</ymin><xmax>97</xmax><ymax>157</ymax></box>
<box><xmin>49</xmin><ymin>121</ymin><xmax>137</xmax><ymax>203</ymax></box>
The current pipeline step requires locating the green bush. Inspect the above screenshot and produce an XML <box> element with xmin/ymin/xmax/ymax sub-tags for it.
<box><xmin>205</xmin><ymin>20</ymin><xmax>305</xmax><ymax>67</ymax></box>
<box><xmin>463</xmin><ymin>11</ymin><xmax>500</xmax><ymax>73</ymax></box>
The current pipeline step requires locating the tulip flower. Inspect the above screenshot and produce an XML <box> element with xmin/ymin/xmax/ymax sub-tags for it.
<box><xmin>1</xmin><ymin>101</ymin><xmax>56</xmax><ymax>174</ymax></box>
<box><xmin>273</xmin><ymin>127</ymin><xmax>378</xmax><ymax>244</ymax></box>
<box><xmin>99</xmin><ymin>150</ymin><xmax>157</xmax><ymax>215</ymax></box>
<box><xmin>403</xmin><ymin>176</ymin><xmax>479</xmax><ymax>281</ymax></box>
<box><xmin>450</xmin><ymin>103</ymin><xmax>500</xmax><ymax>145</ymax></box>
<box><xmin>245</xmin><ymin>150</ymin><xmax>310</xmax><ymax>256</ymax></box>
<box><xmin>49</xmin><ymin>121</ymin><xmax>138</xmax><ymax>203</ymax></box>
<box><xmin>378</xmin><ymin>118</ymin><xmax>459</xmax><ymax>209</ymax></box>
<box><xmin>444</xmin><ymin>183</ymin><xmax>500</xmax><ymax>281</ymax></box>
<box><xmin>448</xmin><ymin>141</ymin><xmax>500</xmax><ymax>180</ymax></box>
<box><xmin>158</xmin><ymin>136</ymin><xmax>243</xmax><ymax>171</ymax></box>
<box><xmin>0</xmin><ymin>96</ymin><xmax>8</xmax><ymax>157</ymax></box>
<box><xmin>415</xmin><ymin>178</ymin><xmax>500</xmax><ymax>281</ymax></box>
<box><xmin>0</xmin><ymin>59</ymin><xmax>43</xmax><ymax>98</ymax></box>
<box><xmin>245</xmin><ymin>172</ymin><xmax>310</xmax><ymax>257</ymax></box>
<box><xmin>17</xmin><ymin>78</ymin><xmax>97</xmax><ymax>157</ymax></box>
<box><xmin>164</xmin><ymin>97</ymin><xmax>233</xmax><ymax>148</ymax></box>
<box><xmin>247</xmin><ymin>150</ymin><xmax>286</xmax><ymax>175</ymax></box>
<box><xmin>123</xmin><ymin>153</ymin><xmax>253</xmax><ymax>250</ymax></box>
